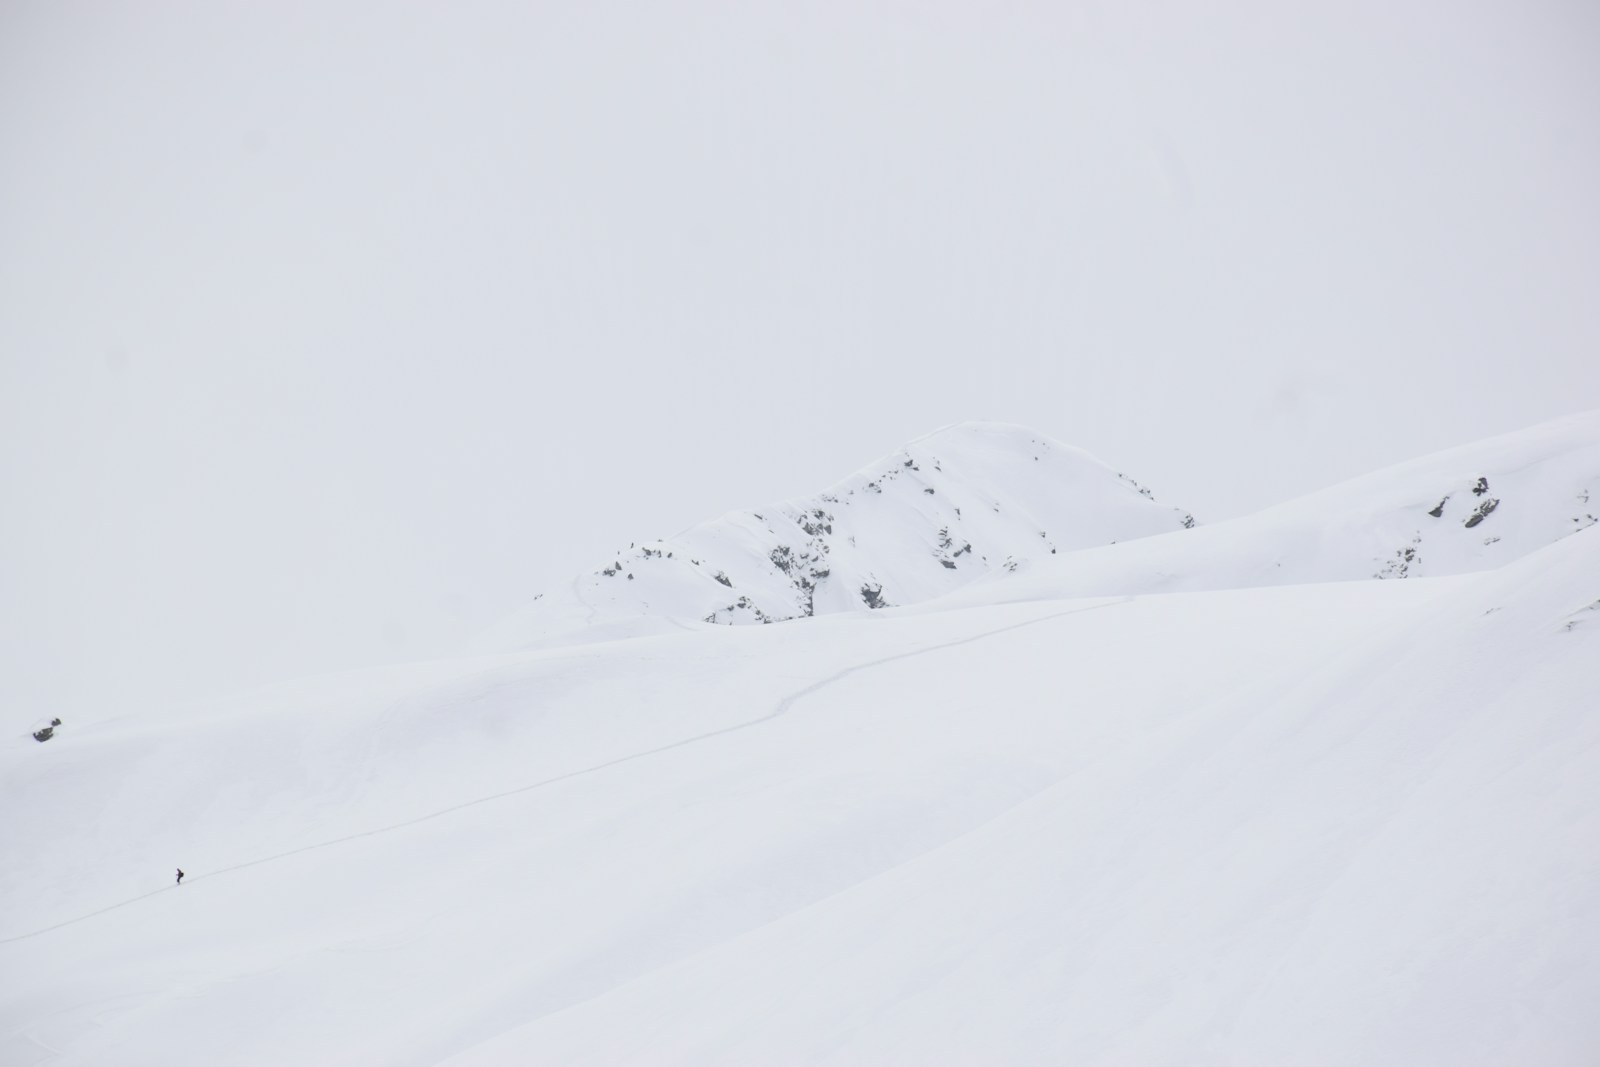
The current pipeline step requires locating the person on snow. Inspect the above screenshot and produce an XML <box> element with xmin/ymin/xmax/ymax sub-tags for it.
<box><xmin>176</xmin><ymin>868</ymin><xmax>185</xmax><ymax>886</ymax></box>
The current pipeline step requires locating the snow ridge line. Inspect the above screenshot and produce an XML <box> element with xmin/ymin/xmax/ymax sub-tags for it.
<box><xmin>0</xmin><ymin>596</ymin><xmax>1129</xmax><ymax>947</ymax></box>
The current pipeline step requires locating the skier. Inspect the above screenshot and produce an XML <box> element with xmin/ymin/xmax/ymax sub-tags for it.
<box><xmin>176</xmin><ymin>868</ymin><xmax>184</xmax><ymax>886</ymax></box>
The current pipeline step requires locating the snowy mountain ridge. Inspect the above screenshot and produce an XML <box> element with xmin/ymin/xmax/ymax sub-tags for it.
<box><xmin>928</xmin><ymin>409</ymin><xmax>1600</xmax><ymax>609</ymax></box>
<box><xmin>483</xmin><ymin>422</ymin><xmax>1195</xmax><ymax>648</ymax></box>
<box><xmin>492</xmin><ymin>412</ymin><xmax>1600</xmax><ymax>646</ymax></box>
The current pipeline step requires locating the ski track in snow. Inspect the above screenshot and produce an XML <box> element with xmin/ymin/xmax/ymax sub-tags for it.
<box><xmin>0</xmin><ymin>597</ymin><xmax>1129</xmax><ymax>948</ymax></box>
<box><xmin>570</xmin><ymin>572</ymin><xmax>599</xmax><ymax>628</ymax></box>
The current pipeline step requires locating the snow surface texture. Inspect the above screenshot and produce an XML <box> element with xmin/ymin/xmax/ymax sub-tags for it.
<box><xmin>479</xmin><ymin>422</ymin><xmax>1195</xmax><ymax>648</ymax></box>
<box><xmin>3</xmin><ymin>415</ymin><xmax>1599</xmax><ymax>1065</ymax></box>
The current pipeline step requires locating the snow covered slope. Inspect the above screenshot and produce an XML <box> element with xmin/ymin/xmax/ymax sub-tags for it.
<box><xmin>3</xmin><ymin>528</ymin><xmax>1597</xmax><ymax>1064</ymax></box>
<box><xmin>482</xmin><ymin>422</ymin><xmax>1194</xmax><ymax>646</ymax></box>
<box><xmin>5</xmin><ymin>417</ymin><xmax>1599</xmax><ymax>1065</ymax></box>
<box><xmin>934</xmin><ymin>409</ymin><xmax>1600</xmax><ymax>607</ymax></box>
<box><xmin>458</xmin><ymin>525</ymin><xmax>1600</xmax><ymax>1067</ymax></box>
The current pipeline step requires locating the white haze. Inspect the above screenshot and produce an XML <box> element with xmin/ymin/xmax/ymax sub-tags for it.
<box><xmin>2</xmin><ymin>0</ymin><xmax>1599</xmax><ymax>723</ymax></box>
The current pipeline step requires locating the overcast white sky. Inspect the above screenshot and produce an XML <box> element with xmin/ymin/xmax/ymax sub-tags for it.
<box><xmin>3</xmin><ymin>0</ymin><xmax>1598</xmax><ymax>722</ymax></box>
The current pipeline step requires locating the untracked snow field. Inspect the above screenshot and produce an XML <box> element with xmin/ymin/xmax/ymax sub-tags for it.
<box><xmin>4</xmin><ymin>526</ymin><xmax>1598</xmax><ymax>1064</ymax></box>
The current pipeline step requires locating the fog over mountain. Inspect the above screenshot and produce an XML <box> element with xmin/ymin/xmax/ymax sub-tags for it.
<box><xmin>4</xmin><ymin>0</ymin><xmax>1599</xmax><ymax>726</ymax></box>
<box><xmin>5</xmin><ymin>2</ymin><xmax>1599</xmax><ymax>1062</ymax></box>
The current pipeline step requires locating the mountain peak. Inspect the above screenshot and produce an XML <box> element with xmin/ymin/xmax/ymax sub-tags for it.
<box><xmin>486</xmin><ymin>425</ymin><xmax>1194</xmax><ymax>647</ymax></box>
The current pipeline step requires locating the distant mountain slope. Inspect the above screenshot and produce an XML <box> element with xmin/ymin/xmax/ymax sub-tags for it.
<box><xmin>932</xmin><ymin>410</ymin><xmax>1600</xmax><ymax>607</ymax></box>
<box><xmin>485</xmin><ymin>422</ymin><xmax>1195</xmax><ymax>646</ymax></box>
